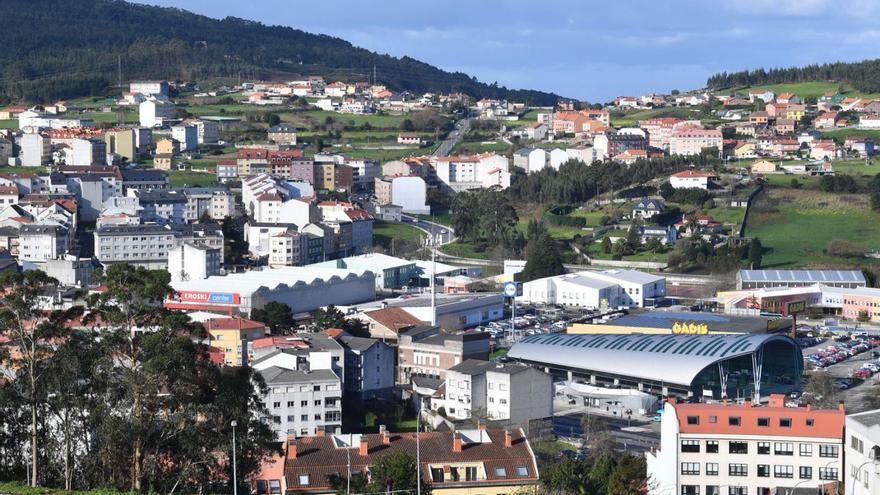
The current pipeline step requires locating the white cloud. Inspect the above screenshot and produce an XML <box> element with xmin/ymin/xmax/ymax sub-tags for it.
<box><xmin>725</xmin><ymin>0</ymin><xmax>831</xmax><ymax>16</ymax></box>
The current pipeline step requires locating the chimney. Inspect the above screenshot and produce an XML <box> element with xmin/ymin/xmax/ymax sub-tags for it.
<box><xmin>452</xmin><ymin>433</ymin><xmax>462</xmax><ymax>453</ymax></box>
<box><xmin>743</xmin><ymin>398</ymin><xmax>752</xmax><ymax>408</ymax></box>
<box><xmin>316</xmin><ymin>427</ymin><xmax>326</xmax><ymax>437</ymax></box>
<box><xmin>504</xmin><ymin>430</ymin><xmax>512</xmax><ymax>448</ymax></box>
<box><xmin>287</xmin><ymin>438</ymin><xmax>297</xmax><ymax>459</ymax></box>
<box><xmin>382</xmin><ymin>431</ymin><xmax>391</xmax><ymax>445</ymax></box>
<box><xmin>379</xmin><ymin>424</ymin><xmax>386</xmax><ymax>435</ymax></box>
<box><xmin>359</xmin><ymin>436</ymin><xmax>369</xmax><ymax>456</ymax></box>
<box><xmin>478</xmin><ymin>421</ymin><xmax>487</xmax><ymax>431</ymax></box>
<box><xmin>839</xmin><ymin>400</ymin><xmax>846</xmax><ymax>413</ymax></box>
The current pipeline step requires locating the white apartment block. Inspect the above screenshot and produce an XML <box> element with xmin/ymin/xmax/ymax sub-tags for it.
<box><xmin>432</xmin><ymin>153</ymin><xmax>510</xmax><ymax>192</ymax></box>
<box><xmin>519</xmin><ymin>269</ymin><xmax>665</xmax><ymax>309</ymax></box>
<box><xmin>20</xmin><ymin>133</ymin><xmax>51</xmax><ymax>167</ymax></box>
<box><xmin>259</xmin><ymin>367</ymin><xmax>342</xmax><ymax>440</ymax></box>
<box><xmin>167</xmin><ymin>242</ymin><xmax>222</xmax><ymax>283</ymax></box>
<box><xmin>442</xmin><ymin>360</ymin><xmax>552</xmax><ymax>427</ymax></box>
<box><xmin>18</xmin><ymin>224</ymin><xmax>69</xmax><ymax>262</ymax></box>
<box><xmin>94</xmin><ymin>224</ymin><xmax>223</xmax><ymax>269</ymax></box>
<box><xmin>139</xmin><ymin>98</ymin><xmax>176</xmax><ymax>128</ymax></box>
<box><xmin>845</xmin><ymin>409</ymin><xmax>880</xmax><ymax>495</ymax></box>
<box><xmin>669</xmin><ymin>127</ymin><xmax>723</xmax><ymax>156</ymax></box>
<box><xmin>647</xmin><ymin>395</ymin><xmax>845</xmax><ymax>495</ymax></box>
<box><xmin>181</xmin><ymin>188</ymin><xmax>234</xmax><ymax>221</ymax></box>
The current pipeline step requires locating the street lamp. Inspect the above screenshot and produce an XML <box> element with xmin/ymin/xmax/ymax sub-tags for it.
<box><xmin>231</xmin><ymin>420</ymin><xmax>238</xmax><ymax>495</ymax></box>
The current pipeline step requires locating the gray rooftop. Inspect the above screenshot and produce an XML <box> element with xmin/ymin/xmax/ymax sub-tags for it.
<box><xmin>847</xmin><ymin>410</ymin><xmax>880</xmax><ymax>428</ymax></box>
<box><xmin>739</xmin><ymin>269</ymin><xmax>866</xmax><ymax>284</ymax></box>
<box><xmin>337</xmin><ymin>335</ymin><xmax>379</xmax><ymax>352</ymax></box>
<box><xmin>259</xmin><ymin>366</ymin><xmax>338</xmax><ymax>384</ymax></box>
<box><xmin>449</xmin><ymin>359</ymin><xmax>529</xmax><ymax>376</ymax></box>
<box><xmin>508</xmin><ymin>332</ymin><xmax>801</xmax><ymax>386</ymax></box>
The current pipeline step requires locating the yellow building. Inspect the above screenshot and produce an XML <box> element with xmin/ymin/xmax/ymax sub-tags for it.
<box><xmin>154</xmin><ymin>138</ymin><xmax>176</xmax><ymax>170</ymax></box>
<box><xmin>104</xmin><ymin>128</ymin><xmax>137</xmax><ymax>162</ymax></box>
<box><xmin>316</xmin><ymin>162</ymin><xmax>336</xmax><ymax>190</ymax></box>
<box><xmin>734</xmin><ymin>142</ymin><xmax>756</xmax><ymax>159</ymax></box>
<box><xmin>785</xmin><ymin>108</ymin><xmax>805</xmax><ymax>121</ymax></box>
<box><xmin>750</xmin><ymin>159</ymin><xmax>777</xmax><ymax>174</ymax></box>
<box><xmin>204</xmin><ymin>316</ymin><xmax>269</xmax><ymax>366</ymax></box>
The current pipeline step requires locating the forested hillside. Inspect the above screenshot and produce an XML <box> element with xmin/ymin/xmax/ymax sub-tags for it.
<box><xmin>0</xmin><ymin>0</ymin><xmax>562</xmax><ymax>105</ymax></box>
<box><xmin>707</xmin><ymin>59</ymin><xmax>880</xmax><ymax>93</ymax></box>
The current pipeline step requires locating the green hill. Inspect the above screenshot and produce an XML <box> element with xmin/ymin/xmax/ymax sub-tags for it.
<box><xmin>707</xmin><ymin>59</ymin><xmax>880</xmax><ymax>94</ymax></box>
<box><xmin>0</xmin><ymin>0</ymin><xmax>563</xmax><ymax>105</ymax></box>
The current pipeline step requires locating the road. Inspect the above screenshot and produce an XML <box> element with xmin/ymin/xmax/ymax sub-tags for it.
<box><xmin>552</xmin><ymin>412</ymin><xmax>660</xmax><ymax>452</ymax></box>
<box><xmin>401</xmin><ymin>215</ymin><xmax>455</xmax><ymax>245</ymax></box>
<box><xmin>433</xmin><ymin>114</ymin><xmax>471</xmax><ymax>157</ymax></box>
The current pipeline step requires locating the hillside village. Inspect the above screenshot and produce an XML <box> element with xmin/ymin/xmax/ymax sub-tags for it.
<box><xmin>7</xmin><ymin>11</ymin><xmax>880</xmax><ymax>495</ymax></box>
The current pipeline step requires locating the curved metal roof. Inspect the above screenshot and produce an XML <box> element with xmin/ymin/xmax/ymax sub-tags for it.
<box><xmin>507</xmin><ymin>333</ymin><xmax>799</xmax><ymax>387</ymax></box>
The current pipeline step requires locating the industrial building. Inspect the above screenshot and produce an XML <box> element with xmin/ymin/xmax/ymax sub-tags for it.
<box><xmin>518</xmin><ymin>269</ymin><xmax>666</xmax><ymax>308</ymax></box>
<box><xmin>166</xmin><ymin>266</ymin><xmax>376</xmax><ymax>316</ymax></box>
<box><xmin>718</xmin><ymin>284</ymin><xmax>880</xmax><ymax>322</ymax></box>
<box><xmin>736</xmin><ymin>269</ymin><xmax>866</xmax><ymax>289</ymax></box>
<box><xmin>568</xmin><ymin>310</ymin><xmax>792</xmax><ymax>335</ymax></box>
<box><xmin>507</xmin><ymin>332</ymin><xmax>803</xmax><ymax>400</ymax></box>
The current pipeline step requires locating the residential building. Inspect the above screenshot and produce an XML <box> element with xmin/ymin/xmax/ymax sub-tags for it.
<box><xmin>442</xmin><ymin>359</ymin><xmax>553</xmax><ymax>426</ymax></box>
<box><xmin>153</xmin><ymin>138</ymin><xmax>176</xmax><ymax>170</ymax></box>
<box><xmin>357</xmin><ymin>306</ymin><xmax>425</xmax><ymax>341</ymax></box>
<box><xmin>167</xmin><ymin>241</ymin><xmax>222</xmax><ymax>282</ymax></box>
<box><xmin>203</xmin><ymin>316</ymin><xmax>269</xmax><ymax>366</ymax></box>
<box><xmin>844</xmin><ymin>409</ymin><xmax>880</xmax><ymax>495</ymax></box>
<box><xmin>120</xmin><ymin>168</ymin><xmax>168</xmax><ymax>193</ymax></box>
<box><xmin>751</xmin><ymin>160</ymin><xmax>778</xmax><ymax>174</ymax></box>
<box><xmin>130</xmin><ymin>80</ymin><xmax>169</xmax><ymax>98</ymax></box>
<box><xmin>860</xmin><ymin>115</ymin><xmax>880</xmax><ymax>130</ymax></box>
<box><xmin>647</xmin><ymin>395</ymin><xmax>845</xmax><ymax>495</ymax></box>
<box><xmin>18</xmin><ymin>224</ymin><xmax>69</xmax><ymax>262</ymax></box>
<box><xmin>593</xmin><ymin>133</ymin><xmax>648</xmax><ymax>160</ymax></box>
<box><xmin>334</xmin><ymin>334</ymin><xmax>395</xmax><ymax>400</ymax></box>
<box><xmin>374</xmin><ymin>176</ymin><xmax>429</xmax><ymax>214</ymax></box>
<box><xmin>181</xmin><ymin>187</ymin><xmax>235</xmax><ymax>221</ymax></box>
<box><xmin>670</xmin><ymin>170</ymin><xmax>719</xmax><ymax>190</ymax></box>
<box><xmin>269</xmin><ymin>428</ymin><xmax>539</xmax><ymax>495</ymax></box>
<box><xmin>131</xmin><ymin>189</ymin><xmax>188</xmax><ymax>225</ymax></box>
<box><xmin>171</xmin><ymin>124</ymin><xmax>198</xmax><ymax>152</ymax></box>
<box><xmin>139</xmin><ymin>98</ymin><xmax>176</xmax><ymax>128</ymax></box>
<box><xmin>513</xmin><ymin>148</ymin><xmax>547</xmax><ymax>174</ymax></box>
<box><xmin>396</xmin><ymin>326</ymin><xmax>490</xmax><ymax>385</ymax></box>
<box><xmin>104</xmin><ymin>128</ymin><xmax>138</xmax><ymax>162</ymax></box>
<box><xmin>258</xmin><ymin>367</ymin><xmax>342</xmax><ymax>439</ymax></box>
<box><xmin>669</xmin><ymin>127</ymin><xmax>723</xmax><ymax>156</ymax></box>
<box><xmin>632</xmin><ymin>198</ymin><xmax>666</xmax><ymax>220</ymax></box>
<box><xmin>94</xmin><ymin>223</ymin><xmax>223</xmax><ymax>269</ymax></box>
<box><xmin>432</xmin><ymin>153</ymin><xmax>511</xmax><ymax>192</ymax></box>
<box><xmin>20</xmin><ymin>133</ymin><xmax>51</xmax><ymax>167</ymax></box>
<box><xmin>268</xmin><ymin>123</ymin><xmax>298</xmax><ymax>145</ymax></box>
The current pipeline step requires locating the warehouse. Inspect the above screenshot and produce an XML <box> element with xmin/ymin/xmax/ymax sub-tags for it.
<box><xmin>736</xmin><ymin>269</ymin><xmax>866</xmax><ymax>289</ymax></box>
<box><xmin>508</xmin><ymin>332</ymin><xmax>803</xmax><ymax>400</ymax></box>
<box><xmin>518</xmin><ymin>269</ymin><xmax>665</xmax><ymax>308</ymax></box>
<box><xmin>568</xmin><ymin>310</ymin><xmax>792</xmax><ymax>335</ymax></box>
<box><xmin>166</xmin><ymin>266</ymin><xmax>376</xmax><ymax>315</ymax></box>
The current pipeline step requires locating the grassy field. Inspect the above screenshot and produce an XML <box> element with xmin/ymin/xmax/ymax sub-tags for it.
<box><xmin>746</xmin><ymin>186</ymin><xmax>880</xmax><ymax>268</ymax></box>
<box><xmin>727</xmin><ymin>81</ymin><xmax>880</xmax><ymax>99</ymax></box>
<box><xmin>168</xmin><ymin>170</ymin><xmax>217</xmax><ymax>188</ymax></box>
<box><xmin>823</xmin><ymin>128</ymin><xmax>880</xmax><ymax>144</ymax></box>
<box><xmin>451</xmin><ymin>140</ymin><xmax>511</xmax><ymax>154</ymax></box>
<box><xmin>279</xmin><ymin>110</ymin><xmax>411</xmax><ymax>129</ymax></box>
<box><xmin>0</xmin><ymin>165</ymin><xmax>47</xmax><ymax>174</ymax></box>
<box><xmin>440</xmin><ymin>240</ymin><xmax>493</xmax><ymax>260</ymax></box>
<box><xmin>568</xmin><ymin>208</ymin><xmax>609</xmax><ymax>227</ymax></box>
<box><xmin>334</xmin><ymin>147</ymin><xmax>425</xmax><ymax>162</ymax></box>
<box><xmin>372</xmin><ymin>220</ymin><xmax>425</xmax><ymax>249</ymax></box>
<box><xmin>611</xmin><ymin>106</ymin><xmax>710</xmax><ymax>127</ymax></box>
<box><xmin>702</xmin><ymin>205</ymin><xmax>746</xmax><ymax>226</ymax></box>
<box><xmin>0</xmin><ymin>119</ymin><xmax>18</xmax><ymax>129</ymax></box>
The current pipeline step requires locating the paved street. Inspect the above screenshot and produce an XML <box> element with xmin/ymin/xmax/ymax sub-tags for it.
<box><xmin>433</xmin><ymin>115</ymin><xmax>471</xmax><ymax>156</ymax></box>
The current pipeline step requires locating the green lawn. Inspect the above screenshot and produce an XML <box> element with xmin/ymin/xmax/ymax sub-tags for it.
<box><xmin>373</xmin><ymin>220</ymin><xmax>425</xmax><ymax>249</ymax></box>
<box><xmin>514</xmin><ymin>219</ymin><xmax>583</xmax><ymax>240</ymax></box>
<box><xmin>0</xmin><ymin>481</ymin><xmax>132</xmax><ymax>495</ymax></box>
<box><xmin>279</xmin><ymin>110</ymin><xmax>412</xmax><ymax>130</ymax></box>
<box><xmin>414</xmin><ymin>213</ymin><xmax>452</xmax><ymax>226</ymax></box>
<box><xmin>746</xmin><ymin>186</ymin><xmax>880</xmax><ymax>268</ymax></box>
<box><xmin>701</xmin><ymin>205</ymin><xmax>746</xmax><ymax>226</ymax></box>
<box><xmin>611</xmin><ymin>106</ymin><xmax>709</xmax><ymax>127</ymax></box>
<box><xmin>183</xmin><ymin>102</ymin><xmax>285</xmax><ymax>116</ymax></box>
<box><xmin>0</xmin><ymin>119</ymin><xmax>18</xmax><ymax>129</ymax></box>
<box><xmin>440</xmin><ymin>240</ymin><xmax>493</xmax><ymax>260</ymax></box>
<box><xmin>168</xmin><ymin>170</ymin><xmax>217</xmax><ymax>188</ymax></box>
<box><xmin>451</xmin><ymin>140</ymin><xmax>511</xmax><ymax>154</ymax></box>
<box><xmin>489</xmin><ymin>348</ymin><xmax>508</xmax><ymax>360</ymax></box>
<box><xmin>823</xmin><ymin>129</ymin><xmax>880</xmax><ymax>144</ymax></box>
<box><xmin>568</xmin><ymin>209</ymin><xmax>608</xmax><ymax>227</ymax></box>
<box><xmin>82</xmin><ymin>111</ymin><xmax>137</xmax><ymax>124</ymax></box>
<box><xmin>0</xmin><ymin>165</ymin><xmax>47</xmax><ymax>174</ymax></box>
<box><xmin>336</xmin><ymin>147</ymin><xmax>426</xmax><ymax>162</ymax></box>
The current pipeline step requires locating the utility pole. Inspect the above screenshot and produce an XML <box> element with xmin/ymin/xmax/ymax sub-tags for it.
<box><xmin>430</xmin><ymin>220</ymin><xmax>437</xmax><ymax>326</ymax></box>
<box><xmin>117</xmin><ymin>55</ymin><xmax>122</xmax><ymax>88</ymax></box>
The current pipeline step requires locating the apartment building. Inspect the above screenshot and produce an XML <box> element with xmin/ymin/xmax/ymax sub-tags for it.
<box><xmin>396</xmin><ymin>326</ymin><xmax>490</xmax><ymax>385</ymax></box>
<box><xmin>845</xmin><ymin>409</ymin><xmax>880</xmax><ymax>495</ymax></box>
<box><xmin>432</xmin><ymin>153</ymin><xmax>511</xmax><ymax>192</ymax></box>
<box><xmin>167</xmin><ymin>241</ymin><xmax>222</xmax><ymax>282</ymax></box>
<box><xmin>120</xmin><ymin>168</ymin><xmax>169</xmax><ymax>193</ymax></box>
<box><xmin>18</xmin><ymin>224</ymin><xmax>69</xmax><ymax>262</ymax></box>
<box><xmin>259</xmin><ymin>367</ymin><xmax>342</xmax><ymax>440</ymax></box>
<box><xmin>593</xmin><ymin>133</ymin><xmax>648</xmax><ymax>159</ymax></box>
<box><xmin>334</xmin><ymin>334</ymin><xmax>395</xmax><ymax>400</ymax></box>
<box><xmin>131</xmin><ymin>189</ymin><xmax>187</xmax><ymax>224</ymax></box>
<box><xmin>442</xmin><ymin>360</ymin><xmax>552</xmax><ymax>426</ymax></box>
<box><xmin>94</xmin><ymin>223</ymin><xmax>223</xmax><ymax>269</ymax></box>
<box><xmin>647</xmin><ymin>395</ymin><xmax>845</xmax><ymax>495</ymax></box>
<box><xmin>669</xmin><ymin>127</ymin><xmax>724</xmax><ymax>156</ymax></box>
<box><xmin>180</xmin><ymin>187</ymin><xmax>235</xmax><ymax>221</ymax></box>
<box><xmin>203</xmin><ymin>316</ymin><xmax>269</xmax><ymax>366</ymax></box>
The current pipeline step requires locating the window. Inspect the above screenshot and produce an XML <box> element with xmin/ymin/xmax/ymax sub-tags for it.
<box><xmin>681</xmin><ymin>463</ymin><xmax>700</xmax><ymax>475</ymax></box>
<box><xmin>799</xmin><ymin>444</ymin><xmax>813</xmax><ymax>456</ymax></box>
<box><xmin>301</xmin><ymin>400</ymin><xmax>308</xmax><ymax>407</ymax></box>
<box><xmin>256</xmin><ymin>480</ymin><xmax>268</xmax><ymax>494</ymax></box>
<box><xmin>728</xmin><ymin>416</ymin><xmax>741</xmax><ymax>426</ymax></box>
<box><xmin>729</xmin><ymin>441</ymin><xmax>748</xmax><ymax>454</ymax></box>
<box><xmin>272</xmin><ymin>402</ymin><xmax>280</xmax><ymax>408</ymax></box>
<box><xmin>495</xmin><ymin>467</ymin><xmax>507</xmax><ymax>477</ymax></box>
<box><xmin>774</xmin><ymin>443</ymin><xmax>793</xmax><ymax>456</ymax></box>
<box><xmin>705</xmin><ymin>462</ymin><xmax>718</xmax><ymax>476</ymax></box>
<box><xmin>515</xmin><ymin>466</ymin><xmax>528</xmax><ymax>477</ymax></box>
<box><xmin>806</xmin><ymin>418</ymin><xmax>814</xmax><ymax>426</ymax></box>
<box><xmin>300</xmin><ymin>414</ymin><xmax>307</xmax><ymax>421</ymax></box>
<box><xmin>799</xmin><ymin>466</ymin><xmax>812</xmax><ymax>479</ymax></box>
<box><xmin>314</xmin><ymin>399</ymin><xmax>321</xmax><ymax>406</ymax></box>
<box><xmin>681</xmin><ymin>440</ymin><xmax>700</xmax><ymax>453</ymax></box>
<box><xmin>298</xmin><ymin>474</ymin><xmax>310</xmax><ymax>486</ymax></box>
<box><xmin>708</xmin><ymin>415</ymin><xmax>717</xmax><ymax>424</ymax></box>
<box><xmin>819</xmin><ymin>445</ymin><xmax>839</xmax><ymax>458</ymax></box>
<box><xmin>268</xmin><ymin>480</ymin><xmax>281</xmax><ymax>494</ymax></box>
<box><xmin>465</xmin><ymin>467</ymin><xmax>477</xmax><ymax>481</ymax></box>
<box><xmin>727</xmin><ymin>486</ymin><xmax>746</xmax><ymax>495</ymax></box>
<box><xmin>779</xmin><ymin>417</ymin><xmax>792</xmax><ymax>428</ymax></box>
<box><xmin>449</xmin><ymin>467</ymin><xmax>460</xmax><ymax>481</ymax></box>
<box><xmin>313</xmin><ymin>385</ymin><xmax>321</xmax><ymax>391</ymax></box>
<box><xmin>430</xmin><ymin>468</ymin><xmax>443</xmax><ymax>483</ymax></box>
<box><xmin>819</xmin><ymin>467</ymin><xmax>839</xmax><ymax>480</ymax></box>
<box><xmin>757</xmin><ymin>417</ymin><xmax>770</xmax><ymax>427</ymax></box>
<box><xmin>706</xmin><ymin>441</ymin><xmax>719</xmax><ymax>453</ymax></box>
<box><xmin>757</xmin><ymin>442</ymin><xmax>770</xmax><ymax>455</ymax></box>
<box><xmin>729</xmin><ymin>464</ymin><xmax>748</xmax><ymax>476</ymax></box>
<box><xmin>686</xmin><ymin>415</ymin><xmax>700</xmax><ymax>425</ymax></box>
<box><xmin>774</xmin><ymin>465</ymin><xmax>793</xmax><ymax>478</ymax></box>
<box><xmin>852</xmin><ymin>435</ymin><xmax>865</xmax><ymax>453</ymax></box>
<box><xmin>681</xmin><ymin>486</ymin><xmax>699</xmax><ymax>495</ymax></box>
<box><xmin>757</xmin><ymin>464</ymin><xmax>770</xmax><ymax>477</ymax></box>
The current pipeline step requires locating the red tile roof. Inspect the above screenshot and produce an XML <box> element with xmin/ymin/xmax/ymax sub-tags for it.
<box><xmin>363</xmin><ymin>307</ymin><xmax>424</xmax><ymax>334</ymax></box>
<box><xmin>284</xmin><ymin>429</ymin><xmax>537</xmax><ymax>492</ymax></box>
<box><xmin>203</xmin><ymin>317</ymin><xmax>268</xmax><ymax>332</ymax></box>
<box><xmin>671</xmin><ymin>170</ymin><xmax>719</xmax><ymax>178</ymax></box>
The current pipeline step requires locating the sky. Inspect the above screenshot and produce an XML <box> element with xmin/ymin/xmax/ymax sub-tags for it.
<box><xmin>137</xmin><ymin>0</ymin><xmax>880</xmax><ymax>102</ymax></box>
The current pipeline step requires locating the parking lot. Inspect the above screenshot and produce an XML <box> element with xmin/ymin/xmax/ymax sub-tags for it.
<box><xmin>477</xmin><ymin>304</ymin><xmax>599</xmax><ymax>347</ymax></box>
<box><xmin>798</xmin><ymin>331</ymin><xmax>880</xmax><ymax>411</ymax></box>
